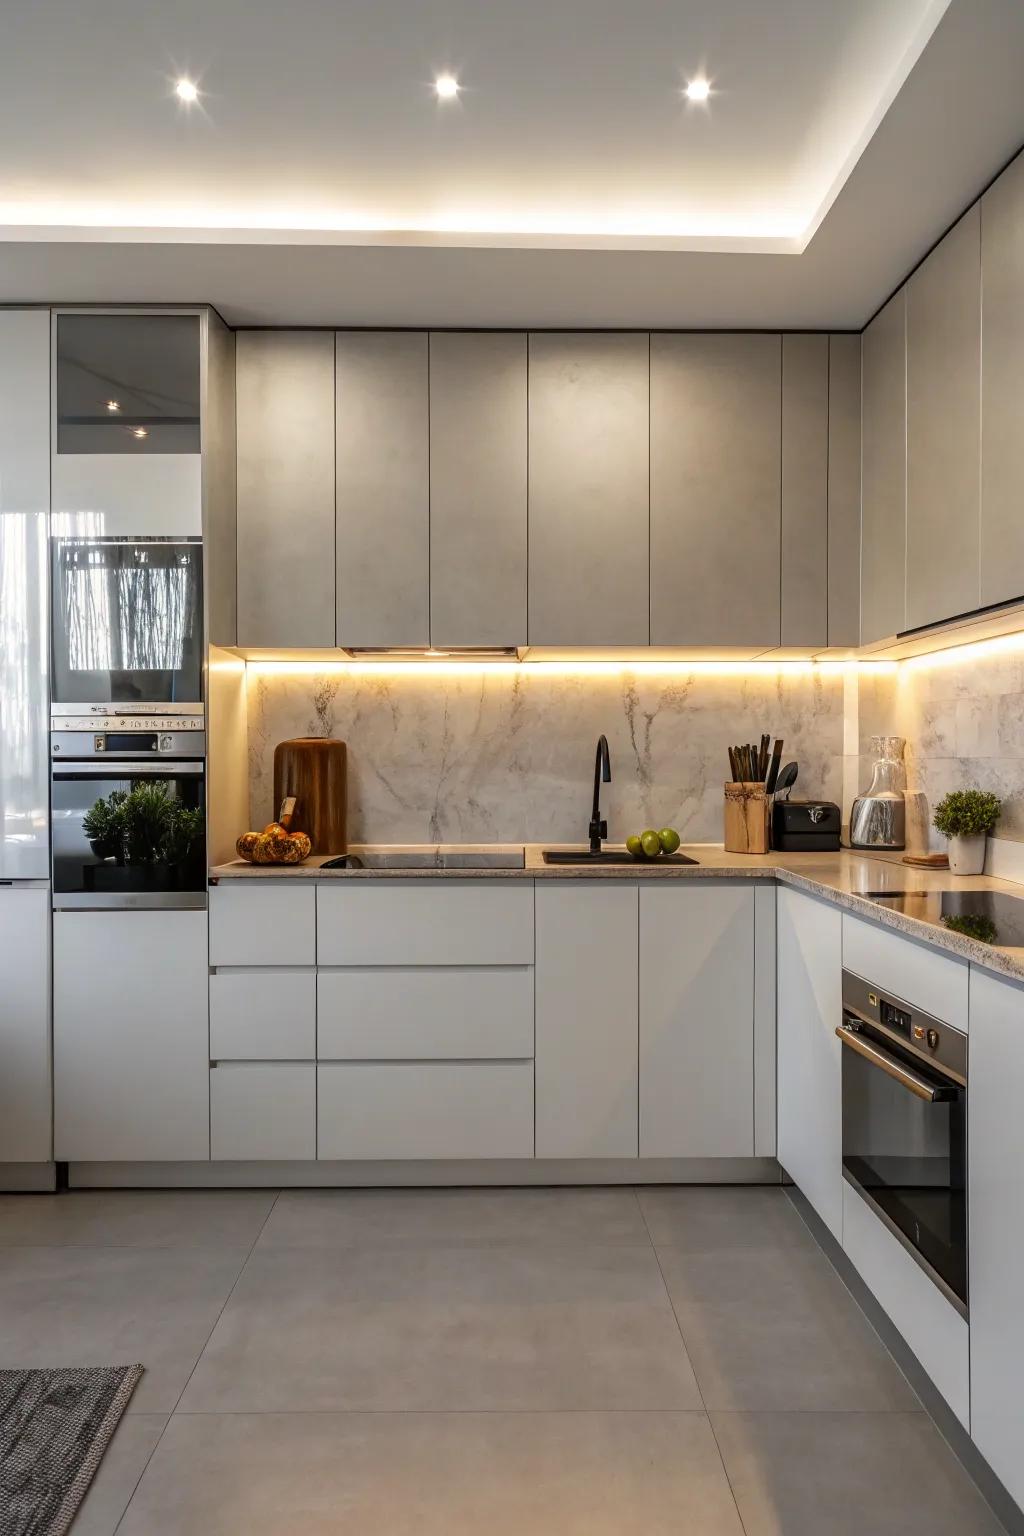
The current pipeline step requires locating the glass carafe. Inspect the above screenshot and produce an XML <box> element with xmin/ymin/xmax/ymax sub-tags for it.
<box><xmin>850</xmin><ymin>736</ymin><xmax>907</xmax><ymax>849</ymax></box>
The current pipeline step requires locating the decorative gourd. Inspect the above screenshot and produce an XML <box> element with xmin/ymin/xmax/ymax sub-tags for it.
<box><xmin>236</xmin><ymin>831</ymin><xmax>261</xmax><ymax>861</ymax></box>
<box><xmin>236</xmin><ymin>827</ymin><xmax>312</xmax><ymax>865</ymax></box>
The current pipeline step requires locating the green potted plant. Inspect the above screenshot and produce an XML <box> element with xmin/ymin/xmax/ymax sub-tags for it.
<box><xmin>933</xmin><ymin>789</ymin><xmax>1001</xmax><ymax>876</ymax></box>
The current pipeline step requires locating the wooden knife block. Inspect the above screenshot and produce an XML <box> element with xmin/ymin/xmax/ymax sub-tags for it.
<box><xmin>273</xmin><ymin>738</ymin><xmax>348</xmax><ymax>854</ymax></box>
<box><xmin>723</xmin><ymin>781</ymin><xmax>769</xmax><ymax>855</ymax></box>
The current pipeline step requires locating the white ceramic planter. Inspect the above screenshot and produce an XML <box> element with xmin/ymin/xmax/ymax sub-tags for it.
<box><xmin>948</xmin><ymin>833</ymin><xmax>987</xmax><ymax>876</ymax></box>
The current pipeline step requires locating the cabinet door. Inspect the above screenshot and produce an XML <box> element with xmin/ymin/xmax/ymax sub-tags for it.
<box><xmin>236</xmin><ymin>330</ymin><xmax>336</xmax><ymax>647</ymax></box>
<box><xmin>336</xmin><ymin>331</ymin><xmax>429</xmax><ymax>647</ymax></box>
<box><xmin>535</xmin><ymin>882</ymin><xmax>638</xmax><ymax>1159</ymax></box>
<box><xmin>639</xmin><ymin>883</ymin><xmax>755</xmax><ymax>1157</ymax></box>
<box><xmin>0</xmin><ymin>886</ymin><xmax>50</xmax><ymax>1162</ymax></box>
<box><xmin>906</xmin><ymin>205</ymin><xmax>981</xmax><ymax>629</ymax></box>
<box><xmin>968</xmin><ymin>967</ymin><xmax>1024</xmax><ymax>1506</ymax></box>
<box><xmin>781</xmin><ymin>334</ymin><xmax>828</xmax><ymax>648</ymax></box>
<box><xmin>861</xmin><ymin>291</ymin><xmax>907</xmax><ymax>644</ymax></box>
<box><xmin>528</xmin><ymin>333</ymin><xmax>649</xmax><ymax>647</ymax></box>
<box><xmin>776</xmin><ymin>886</ymin><xmax>843</xmax><ymax>1240</ymax></box>
<box><xmin>827</xmin><ymin>334</ymin><xmax>862</xmax><ymax>647</ymax></box>
<box><xmin>53</xmin><ymin>911</ymin><xmax>209</xmax><ymax>1161</ymax></box>
<box><xmin>651</xmin><ymin>334</ymin><xmax>781</xmax><ymax>648</ymax></box>
<box><xmin>981</xmin><ymin>152</ymin><xmax>1024</xmax><ymax>606</ymax></box>
<box><xmin>0</xmin><ymin>310</ymin><xmax>49</xmax><ymax>513</ymax></box>
<box><xmin>429</xmin><ymin>332</ymin><xmax>527</xmax><ymax>647</ymax></box>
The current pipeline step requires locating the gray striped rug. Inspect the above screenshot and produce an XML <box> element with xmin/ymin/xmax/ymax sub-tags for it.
<box><xmin>0</xmin><ymin>1365</ymin><xmax>143</xmax><ymax>1536</ymax></box>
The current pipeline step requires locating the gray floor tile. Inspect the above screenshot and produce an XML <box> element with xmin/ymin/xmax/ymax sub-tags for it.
<box><xmin>180</xmin><ymin>1243</ymin><xmax>701</xmax><ymax>1412</ymax></box>
<box><xmin>70</xmin><ymin>1413</ymin><xmax>168</xmax><ymax>1536</ymax></box>
<box><xmin>639</xmin><ymin>1185</ymin><xmax>816</xmax><ymax>1253</ymax></box>
<box><xmin>120</xmin><ymin>1410</ymin><xmax>745</xmax><ymax>1535</ymax></box>
<box><xmin>710</xmin><ymin>1410</ymin><xmax>1005</xmax><ymax>1535</ymax></box>
<box><xmin>0</xmin><ymin>1246</ymin><xmax>248</xmax><ymax>1414</ymax></box>
<box><xmin>0</xmin><ymin>1190</ymin><xmax>278</xmax><ymax>1250</ymax></box>
<box><xmin>657</xmin><ymin>1241</ymin><xmax>917</xmax><ymax>1411</ymax></box>
<box><xmin>257</xmin><ymin>1186</ymin><xmax>650</xmax><ymax>1251</ymax></box>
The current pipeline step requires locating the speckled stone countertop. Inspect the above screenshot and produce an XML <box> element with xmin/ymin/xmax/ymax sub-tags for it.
<box><xmin>209</xmin><ymin>843</ymin><xmax>1024</xmax><ymax>986</ymax></box>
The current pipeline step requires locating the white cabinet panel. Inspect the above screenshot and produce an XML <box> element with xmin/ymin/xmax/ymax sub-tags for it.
<box><xmin>968</xmin><ymin>967</ymin><xmax>1024</xmax><ymax>1502</ymax></box>
<box><xmin>317</xmin><ymin>967</ymin><xmax>533</xmax><ymax>1060</ymax></box>
<box><xmin>781</xmin><ymin>333</ymin><xmax>828</xmax><ymax>648</ymax></box>
<box><xmin>981</xmin><ymin>151</ymin><xmax>1024</xmax><ymax>607</ymax></box>
<box><xmin>827</xmin><ymin>333</ymin><xmax>862</xmax><ymax>648</ymax></box>
<box><xmin>211</xmin><ymin>1063</ymin><xmax>315</xmax><ymax>1160</ymax></box>
<box><xmin>317</xmin><ymin>1062</ymin><xmax>533</xmax><ymax>1160</ymax></box>
<box><xmin>317</xmin><ymin>881</ymin><xmax>533</xmax><ymax>966</ymax></box>
<box><xmin>843</xmin><ymin>1182</ymin><xmax>969</xmax><ymax>1427</ymax></box>
<box><xmin>210</xmin><ymin>971</ymin><xmax>316</xmax><ymax>1060</ymax></box>
<box><xmin>0</xmin><ymin>310</ymin><xmax>49</xmax><ymax>513</ymax></box>
<box><xmin>535</xmin><ymin>883</ymin><xmax>638</xmax><ymax>1159</ymax></box>
<box><xmin>861</xmin><ymin>290</ymin><xmax>907</xmax><ymax>645</ymax></box>
<box><xmin>753</xmin><ymin>883</ymin><xmax>777</xmax><ymax>1157</ymax></box>
<box><xmin>0</xmin><ymin>886</ymin><xmax>50</xmax><ymax>1163</ymax></box>
<box><xmin>210</xmin><ymin>883</ymin><xmax>316</xmax><ymax>967</ymax></box>
<box><xmin>53</xmin><ymin>911</ymin><xmax>209</xmax><ymax>1162</ymax></box>
<box><xmin>639</xmin><ymin>883</ymin><xmax>755</xmax><ymax>1158</ymax></box>
<box><xmin>843</xmin><ymin>915</ymin><xmax>968</xmax><ymax>1031</ymax></box>
<box><xmin>777</xmin><ymin>886</ymin><xmax>843</xmax><ymax>1240</ymax></box>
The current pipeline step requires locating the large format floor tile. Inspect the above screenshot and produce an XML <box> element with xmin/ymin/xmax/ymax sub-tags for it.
<box><xmin>657</xmin><ymin>1240</ymin><xmax>917</xmax><ymax>1411</ymax></box>
<box><xmin>70</xmin><ymin>1413</ymin><xmax>168</xmax><ymax>1536</ymax></box>
<box><xmin>639</xmin><ymin>1185</ymin><xmax>816</xmax><ymax>1253</ymax></box>
<box><xmin>0</xmin><ymin>1190</ymin><xmax>278</xmax><ymax>1250</ymax></box>
<box><xmin>0</xmin><ymin>1245</ymin><xmax>248</xmax><ymax>1413</ymax></box>
<box><xmin>710</xmin><ymin>1410</ymin><xmax>1005</xmax><ymax>1536</ymax></box>
<box><xmin>120</xmin><ymin>1410</ymin><xmax>745</xmax><ymax>1536</ymax></box>
<box><xmin>180</xmin><ymin>1243</ymin><xmax>701</xmax><ymax>1412</ymax></box>
<box><xmin>257</xmin><ymin>1186</ymin><xmax>649</xmax><ymax>1251</ymax></box>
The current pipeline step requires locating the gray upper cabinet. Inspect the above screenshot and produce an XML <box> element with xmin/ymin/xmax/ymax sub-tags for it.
<box><xmin>0</xmin><ymin>310</ymin><xmax>49</xmax><ymax>513</ymax></box>
<box><xmin>861</xmin><ymin>291</ymin><xmax>907</xmax><ymax>645</ymax></box>
<box><xmin>906</xmin><ymin>204</ymin><xmax>981</xmax><ymax>630</ymax></box>
<box><xmin>827</xmin><ymin>334</ymin><xmax>862</xmax><ymax>647</ymax></box>
<box><xmin>429</xmin><ymin>332</ymin><xmax>527</xmax><ymax>647</ymax></box>
<box><xmin>528</xmin><ymin>333</ymin><xmax>649</xmax><ymax>648</ymax></box>
<box><xmin>981</xmin><ymin>152</ymin><xmax>1024</xmax><ymax>608</ymax></box>
<box><xmin>781</xmin><ymin>334</ymin><xmax>828</xmax><ymax>648</ymax></box>
<box><xmin>651</xmin><ymin>334</ymin><xmax>781</xmax><ymax>649</ymax></box>
<box><xmin>336</xmin><ymin>332</ymin><xmax>429</xmax><ymax>649</ymax></box>
<box><xmin>236</xmin><ymin>330</ymin><xmax>336</xmax><ymax>649</ymax></box>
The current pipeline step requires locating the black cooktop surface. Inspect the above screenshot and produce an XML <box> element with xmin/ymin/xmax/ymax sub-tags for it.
<box><xmin>857</xmin><ymin>889</ymin><xmax>1024</xmax><ymax>947</ymax></box>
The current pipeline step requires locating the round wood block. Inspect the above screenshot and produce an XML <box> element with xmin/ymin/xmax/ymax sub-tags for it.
<box><xmin>273</xmin><ymin>737</ymin><xmax>347</xmax><ymax>854</ymax></box>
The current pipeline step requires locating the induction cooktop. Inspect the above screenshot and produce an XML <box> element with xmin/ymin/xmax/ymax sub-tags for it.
<box><xmin>857</xmin><ymin>889</ymin><xmax>1024</xmax><ymax>947</ymax></box>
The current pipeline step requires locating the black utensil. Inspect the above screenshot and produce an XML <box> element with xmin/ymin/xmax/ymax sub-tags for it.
<box><xmin>765</xmin><ymin>740</ymin><xmax>783</xmax><ymax>794</ymax></box>
<box><xmin>774</xmin><ymin>761</ymin><xmax>798</xmax><ymax>799</ymax></box>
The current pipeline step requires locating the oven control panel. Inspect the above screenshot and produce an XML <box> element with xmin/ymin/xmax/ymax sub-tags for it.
<box><xmin>51</xmin><ymin>726</ymin><xmax>206</xmax><ymax>759</ymax></box>
<box><xmin>842</xmin><ymin>969</ymin><xmax>967</xmax><ymax>1082</ymax></box>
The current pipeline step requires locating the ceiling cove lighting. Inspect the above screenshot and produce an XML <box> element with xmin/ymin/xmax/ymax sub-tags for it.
<box><xmin>685</xmin><ymin>77</ymin><xmax>711</xmax><ymax>102</ymax></box>
<box><xmin>131</xmin><ymin>426</ymin><xmax>148</xmax><ymax>439</ymax></box>
<box><xmin>174</xmin><ymin>77</ymin><xmax>199</xmax><ymax>104</ymax></box>
<box><xmin>434</xmin><ymin>74</ymin><xmax>460</xmax><ymax>100</ymax></box>
<box><xmin>105</xmin><ymin>399</ymin><xmax>120</xmax><ymax>412</ymax></box>
<box><xmin>244</xmin><ymin>659</ymin><xmax>896</xmax><ymax>680</ymax></box>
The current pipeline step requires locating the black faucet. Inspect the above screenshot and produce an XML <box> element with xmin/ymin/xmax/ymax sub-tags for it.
<box><xmin>589</xmin><ymin>734</ymin><xmax>611</xmax><ymax>854</ymax></box>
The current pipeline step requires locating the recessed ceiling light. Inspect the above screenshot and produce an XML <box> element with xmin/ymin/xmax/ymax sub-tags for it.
<box><xmin>175</xmin><ymin>78</ymin><xmax>198</xmax><ymax>104</ymax></box>
<box><xmin>105</xmin><ymin>399</ymin><xmax>120</xmax><ymax>413</ymax></box>
<box><xmin>434</xmin><ymin>74</ymin><xmax>459</xmax><ymax>100</ymax></box>
<box><xmin>685</xmin><ymin>78</ymin><xmax>711</xmax><ymax>102</ymax></box>
<box><xmin>132</xmin><ymin>426</ymin><xmax>148</xmax><ymax>439</ymax></box>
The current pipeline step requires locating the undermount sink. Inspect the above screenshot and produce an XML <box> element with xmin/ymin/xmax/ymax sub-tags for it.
<box><xmin>333</xmin><ymin>848</ymin><xmax>525</xmax><ymax>870</ymax></box>
<box><xmin>542</xmin><ymin>849</ymin><xmax>699</xmax><ymax>866</ymax></box>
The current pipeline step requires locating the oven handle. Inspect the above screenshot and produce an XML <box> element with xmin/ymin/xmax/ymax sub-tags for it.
<box><xmin>835</xmin><ymin>1019</ymin><xmax>957</xmax><ymax>1103</ymax></box>
<box><xmin>51</xmin><ymin>761</ymin><xmax>205</xmax><ymax>779</ymax></box>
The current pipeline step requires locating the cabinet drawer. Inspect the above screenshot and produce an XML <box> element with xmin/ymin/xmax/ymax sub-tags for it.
<box><xmin>210</xmin><ymin>972</ymin><xmax>315</xmax><ymax>1060</ymax></box>
<box><xmin>210</xmin><ymin>1063</ymin><xmax>315</xmax><ymax>1160</ymax></box>
<box><xmin>317</xmin><ymin>967</ymin><xmax>533</xmax><ymax>1059</ymax></box>
<box><xmin>210</xmin><ymin>884</ymin><xmax>316</xmax><ymax>967</ymax></box>
<box><xmin>316</xmin><ymin>881</ymin><xmax>533</xmax><ymax>965</ymax></box>
<box><xmin>842</xmin><ymin>914</ymin><xmax>968</xmax><ymax>1030</ymax></box>
<box><xmin>317</xmin><ymin>1062</ymin><xmax>533</xmax><ymax>1159</ymax></box>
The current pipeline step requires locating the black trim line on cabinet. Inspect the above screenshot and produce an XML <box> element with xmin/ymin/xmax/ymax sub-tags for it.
<box><xmin>896</xmin><ymin>592</ymin><xmax>1024</xmax><ymax>640</ymax></box>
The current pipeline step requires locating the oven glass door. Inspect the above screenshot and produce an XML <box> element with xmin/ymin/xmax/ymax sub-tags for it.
<box><xmin>51</xmin><ymin>538</ymin><xmax>203</xmax><ymax>706</ymax></box>
<box><xmin>52</xmin><ymin>761</ymin><xmax>206</xmax><ymax>909</ymax></box>
<box><xmin>840</xmin><ymin>1015</ymin><xmax>967</xmax><ymax>1311</ymax></box>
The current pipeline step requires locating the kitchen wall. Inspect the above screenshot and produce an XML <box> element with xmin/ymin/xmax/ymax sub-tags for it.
<box><xmin>246</xmin><ymin>665</ymin><xmax>845</xmax><ymax>844</ymax></box>
<box><xmin>858</xmin><ymin>641</ymin><xmax>1024</xmax><ymax>846</ymax></box>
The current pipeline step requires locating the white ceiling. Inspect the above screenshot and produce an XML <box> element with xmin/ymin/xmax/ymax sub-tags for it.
<box><xmin>2</xmin><ymin>0</ymin><xmax>1023</xmax><ymax>327</ymax></box>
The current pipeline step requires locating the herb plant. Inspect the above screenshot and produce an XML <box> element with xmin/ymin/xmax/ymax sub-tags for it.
<box><xmin>83</xmin><ymin>785</ymin><xmax>204</xmax><ymax>867</ymax></box>
<box><xmin>933</xmin><ymin>789</ymin><xmax>1002</xmax><ymax>839</ymax></box>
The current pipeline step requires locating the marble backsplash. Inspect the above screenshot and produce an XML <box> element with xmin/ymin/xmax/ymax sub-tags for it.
<box><xmin>858</xmin><ymin>643</ymin><xmax>1024</xmax><ymax>846</ymax></box>
<box><xmin>246</xmin><ymin>666</ymin><xmax>845</xmax><ymax>845</ymax></box>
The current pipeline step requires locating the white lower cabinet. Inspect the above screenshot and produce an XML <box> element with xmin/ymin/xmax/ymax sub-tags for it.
<box><xmin>0</xmin><ymin>886</ymin><xmax>51</xmax><ymax>1164</ymax></box>
<box><xmin>639</xmin><ymin>882</ymin><xmax>756</xmax><ymax>1157</ymax></box>
<box><xmin>317</xmin><ymin>1062</ymin><xmax>534</xmax><ymax>1160</ymax></box>
<box><xmin>968</xmin><ymin>967</ymin><xmax>1024</xmax><ymax>1502</ymax></box>
<box><xmin>210</xmin><ymin>970</ymin><xmax>316</xmax><ymax>1059</ymax></box>
<box><xmin>53</xmin><ymin>910</ymin><xmax>209</xmax><ymax>1161</ymax></box>
<box><xmin>317</xmin><ymin>966</ymin><xmax>533</xmax><ymax>1060</ymax></box>
<box><xmin>777</xmin><ymin>886</ymin><xmax>843</xmax><ymax>1239</ymax></box>
<box><xmin>211</xmin><ymin>1063</ymin><xmax>316</xmax><ymax>1161</ymax></box>
<box><xmin>535</xmin><ymin>882</ymin><xmax>638</xmax><ymax>1159</ymax></box>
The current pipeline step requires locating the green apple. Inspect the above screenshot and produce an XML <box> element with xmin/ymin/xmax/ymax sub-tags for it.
<box><xmin>658</xmin><ymin>827</ymin><xmax>681</xmax><ymax>855</ymax></box>
<box><xmin>626</xmin><ymin>834</ymin><xmax>644</xmax><ymax>860</ymax></box>
<box><xmin>640</xmin><ymin>829</ymin><xmax>662</xmax><ymax>859</ymax></box>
